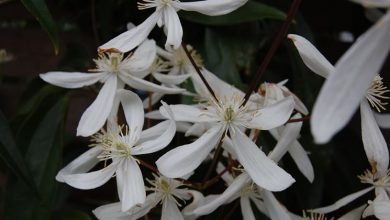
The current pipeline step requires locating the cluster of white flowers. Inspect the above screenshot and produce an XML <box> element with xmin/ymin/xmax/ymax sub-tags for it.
<box><xmin>38</xmin><ymin>0</ymin><xmax>390</xmax><ymax>219</ymax></box>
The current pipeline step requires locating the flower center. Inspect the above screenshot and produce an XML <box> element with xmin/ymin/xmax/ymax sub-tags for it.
<box><xmin>303</xmin><ymin>211</ymin><xmax>332</xmax><ymax>220</ymax></box>
<box><xmin>240</xmin><ymin>182</ymin><xmax>261</xmax><ymax>197</ymax></box>
<box><xmin>224</xmin><ymin>106</ymin><xmax>235</xmax><ymax>122</ymax></box>
<box><xmin>175</xmin><ymin>45</ymin><xmax>203</xmax><ymax>67</ymax></box>
<box><xmin>138</xmin><ymin>0</ymin><xmax>174</xmax><ymax>10</ymax></box>
<box><xmin>366</xmin><ymin>75</ymin><xmax>390</xmax><ymax>112</ymax></box>
<box><xmin>358</xmin><ymin>169</ymin><xmax>390</xmax><ymax>188</ymax></box>
<box><xmin>93</xmin><ymin>52</ymin><xmax>128</xmax><ymax>74</ymax></box>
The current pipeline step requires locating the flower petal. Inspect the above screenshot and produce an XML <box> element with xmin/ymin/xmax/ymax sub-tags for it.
<box><xmin>311</xmin><ymin>186</ymin><xmax>374</xmax><ymax>213</ymax></box>
<box><xmin>241</xmin><ymin>197</ymin><xmax>256</xmax><ymax>220</ymax></box>
<box><xmin>159</xmin><ymin>104</ymin><xmax>216</xmax><ymax>123</ymax></box>
<box><xmin>117</xmin><ymin>159</ymin><xmax>146</xmax><ymax>212</ymax></box>
<box><xmin>310</xmin><ymin>13</ymin><xmax>390</xmax><ymax>143</ymax></box>
<box><xmin>119</xmin><ymin>72</ymin><xmax>184</xmax><ymax>94</ymax></box>
<box><xmin>174</xmin><ymin>0</ymin><xmax>247</xmax><ymax>16</ymax></box>
<box><xmin>163</xmin><ymin>6</ymin><xmax>183</xmax><ymax>49</ymax></box>
<box><xmin>162</xmin><ymin>198</ymin><xmax>184</xmax><ymax>220</ymax></box>
<box><xmin>338</xmin><ymin>204</ymin><xmax>367</xmax><ymax>220</ymax></box>
<box><xmin>156</xmin><ymin>124</ymin><xmax>224</xmax><ymax>178</ymax></box>
<box><xmin>288</xmin><ymin>141</ymin><xmax>314</xmax><ymax>183</ymax></box>
<box><xmin>262</xmin><ymin>190</ymin><xmax>291</xmax><ymax>220</ymax></box>
<box><xmin>350</xmin><ymin>0</ymin><xmax>390</xmax><ymax>8</ymax></box>
<box><xmin>77</xmin><ymin>75</ymin><xmax>117</xmax><ymax>136</ymax></box>
<box><xmin>92</xmin><ymin>202</ymin><xmax>130</xmax><ymax>220</ymax></box>
<box><xmin>117</xmin><ymin>89</ymin><xmax>144</xmax><ymax>142</ymax></box>
<box><xmin>193</xmin><ymin>173</ymin><xmax>249</xmax><ymax>215</ymax></box>
<box><xmin>143</xmin><ymin>92</ymin><xmax>165</xmax><ymax>109</ymax></box>
<box><xmin>56</xmin><ymin>147</ymin><xmax>102</xmax><ymax>182</ymax></box>
<box><xmin>61</xmin><ymin>161</ymin><xmax>118</xmax><ymax>190</ymax></box>
<box><xmin>373</xmin><ymin>200</ymin><xmax>390</xmax><ymax>220</ymax></box>
<box><xmin>269</xmin><ymin>113</ymin><xmax>302</xmax><ymax>162</ymax></box>
<box><xmin>153</xmin><ymin>72</ymin><xmax>191</xmax><ymax>85</ymax></box>
<box><xmin>288</xmin><ymin>34</ymin><xmax>333</xmax><ymax>78</ymax></box>
<box><xmin>127</xmin><ymin>39</ymin><xmax>157</xmax><ymax>74</ymax></box>
<box><xmin>374</xmin><ymin>112</ymin><xmax>390</xmax><ymax>128</ymax></box>
<box><xmin>230</xmin><ymin>128</ymin><xmax>295</xmax><ymax>191</ymax></box>
<box><xmin>360</xmin><ymin>99</ymin><xmax>389</xmax><ymax>176</ymax></box>
<box><xmin>99</xmin><ymin>11</ymin><xmax>161</xmax><ymax>53</ymax></box>
<box><xmin>245</xmin><ymin>96</ymin><xmax>294</xmax><ymax>130</ymax></box>
<box><xmin>40</xmin><ymin>72</ymin><xmax>106</xmax><ymax>89</ymax></box>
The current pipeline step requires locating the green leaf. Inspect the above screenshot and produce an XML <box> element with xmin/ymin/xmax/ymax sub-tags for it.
<box><xmin>0</xmin><ymin>111</ymin><xmax>39</xmax><ymax>195</ymax></box>
<box><xmin>21</xmin><ymin>0</ymin><xmax>60</xmax><ymax>54</ymax></box>
<box><xmin>179</xmin><ymin>1</ymin><xmax>286</xmax><ymax>26</ymax></box>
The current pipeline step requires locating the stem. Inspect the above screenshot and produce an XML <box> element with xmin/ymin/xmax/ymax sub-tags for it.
<box><xmin>90</xmin><ymin>0</ymin><xmax>100</xmax><ymax>45</ymax></box>
<box><xmin>202</xmin><ymin>135</ymin><xmax>225</xmax><ymax>182</ymax></box>
<box><xmin>242</xmin><ymin>0</ymin><xmax>302</xmax><ymax>106</ymax></box>
<box><xmin>223</xmin><ymin>200</ymin><xmax>240</xmax><ymax>220</ymax></box>
<box><xmin>287</xmin><ymin>115</ymin><xmax>310</xmax><ymax>123</ymax></box>
<box><xmin>139</xmin><ymin>159</ymin><xmax>159</xmax><ymax>174</ymax></box>
<box><xmin>181</xmin><ymin>42</ymin><xmax>218</xmax><ymax>102</ymax></box>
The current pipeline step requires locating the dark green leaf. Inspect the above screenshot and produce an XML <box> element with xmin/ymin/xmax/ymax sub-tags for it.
<box><xmin>21</xmin><ymin>0</ymin><xmax>60</xmax><ymax>54</ymax></box>
<box><xmin>179</xmin><ymin>1</ymin><xmax>285</xmax><ymax>26</ymax></box>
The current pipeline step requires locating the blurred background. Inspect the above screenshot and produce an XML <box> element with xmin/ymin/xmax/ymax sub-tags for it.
<box><xmin>0</xmin><ymin>0</ymin><xmax>389</xmax><ymax>219</ymax></box>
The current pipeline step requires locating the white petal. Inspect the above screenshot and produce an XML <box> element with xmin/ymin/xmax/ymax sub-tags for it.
<box><xmin>139</xmin><ymin>120</ymin><xmax>172</xmax><ymax>143</ymax></box>
<box><xmin>374</xmin><ymin>112</ymin><xmax>390</xmax><ymax>128</ymax></box>
<box><xmin>241</xmin><ymin>197</ymin><xmax>256</xmax><ymax>220</ymax></box>
<box><xmin>119</xmin><ymin>73</ymin><xmax>184</xmax><ymax>94</ymax></box>
<box><xmin>127</xmin><ymin>193</ymin><xmax>161</xmax><ymax>219</ymax></box>
<box><xmin>133</xmin><ymin>119</ymin><xmax>175</xmax><ymax>154</ymax></box>
<box><xmin>127</xmin><ymin>39</ymin><xmax>157</xmax><ymax>73</ymax></box>
<box><xmin>288</xmin><ymin>142</ymin><xmax>315</xmax><ymax>183</ymax></box>
<box><xmin>230</xmin><ymin>129</ymin><xmax>295</xmax><ymax>191</ymax></box>
<box><xmin>61</xmin><ymin>161</ymin><xmax>118</xmax><ymax>190</ymax></box>
<box><xmin>288</xmin><ymin>34</ymin><xmax>333</xmax><ymax>78</ymax></box>
<box><xmin>159</xmin><ymin>104</ymin><xmax>216</xmax><ymax>123</ymax></box>
<box><xmin>373</xmin><ymin>200</ymin><xmax>390</xmax><ymax>220</ymax></box>
<box><xmin>360</xmin><ymin>99</ymin><xmax>389</xmax><ymax>176</ymax></box>
<box><xmin>245</xmin><ymin>97</ymin><xmax>294</xmax><ymax>130</ymax></box>
<box><xmin>99</xmin><ymin>11</ymin><xmax>161</xmax><ymax>53</ymax></box>
<box><xmin>263</xmin><ymin>190</ymin><xmax>291</xmax><ymax>220</ymax></box>
<box><xmin>350</xmin><ymin>0</ymin><xmax>390</xmax><ymax>8</ymax></box>
<box><xmin>156</xmin><ymin>124</ymin><xmax>224</xmax><ymax>178</ymax></box>
<box><xmin>310</xmin><ymin>13</ymin><xmax>390</xmax><ymax>143</ymax></box>
<box><xmin>311</xmin><ymin>186</ymin><xmax>374</xmax><ymax>213</ymax></box>
<box><xmin>184</xmin><ymin>122</ymin><xmax>210</xmax><ymax>137</ymax></box>
<box><xmin>269</xmin><ymin>113</ymin><xmax>302</xmax><ymax>162</ymax></box>
<box><xmin>117</xmin><ymin>159</ymin><xmax>146</xmax><ymax>212</ymax></box>
<box><xmin>338</xmin><ymin>204</ymin><xmax>367</xmax><ymax>220</ymax></box>
<box><xmin>117</xmin><ymin>89</ymin><xmax>144</xmax><ymax>143</ymax></box>
<box><xmin>143</xmin><ymin>92</ymin><xmax>165</xmax><ymax>109</ymax></box>
<box><xmin>163</xmin><ymin>6</ymin><xmax>183</xmax><ymax>49</ymax></box>
<box><xmin>174</xmin><ymin>0</ymin><xmax>248</xmax><ymax>16</ymax></box>
<box><xmin>182</xmin><ymin>190</ymin><xmax>205</xmax><ymax>219</ymax></box>
<box><xmin>153</xmin><ymin>72</ymin><xmax>191</xmax><ymax>85</ymax></box>
<box><xmin>93</xmin><ymin>202</ymin><xmax>130</xmax><ymax>220</ymax></box>
<box><xmin>56</xmin><ymin>147</ymin><xmax>102</xmax><ymax>182</ymax></box>
<box><xmin>40</xmin><ymin>72</ymin><xmax>105</xmax><ymax>88</ymax></box>
<box><xmin>162</xmin><ymin>198</ymin><xmax>184</xmax><ymax>220</ymax></box>
<box><xmin>77</xmin><ymin>75</ymin><xmax>117</xmax><ymax>136</ymax></box>
<box><xmin>193</xmin><ymin>173</ymin><xmax>249</xmax><ymax>215</ymax></box>
<box><xmin>251</xmin><ymin>197</ymin><xmax>269</xmax><ymax>217</ymax></box>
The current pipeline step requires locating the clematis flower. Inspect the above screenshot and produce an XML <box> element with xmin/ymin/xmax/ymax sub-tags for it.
<box><xmin>98</xmin><ymin>0</ymin><xmax>248</xmax><ymax>53</ymax></box>
<box><xmin>289</xmin><ymin>33</ymin><xmax>390</xmax><ymax>143</ymax></box>
<box><xmin>155</xmin><ymin>69</ymin><xmax>296</xmax><ymax>191</ymax></box>
<box><xmin>55</xmin><ymin>91</ymin><xmax>177</xmax><ymax>212</ymax></box>
<box><xmin>93</xmin><ymin>174</ymin><xmax>203</xmax><ymax>220</ymax></box>
<box><xmin>40</xmin><ymin>40</ymin><xmax>183</xmax><ymax>136</ymax></box>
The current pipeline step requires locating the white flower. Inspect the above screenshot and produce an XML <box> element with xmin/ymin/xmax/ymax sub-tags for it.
<box><xmin>289</xmin><ymin>33</ymin><xmax>390</xmax><ymax>144</ymax></box>
<box><xmin>93</xmin><ymin>174</ymin><xmax>201</xmax><ymax>220</ymax></box>
<box><xmin>55</xmin><ymin>91</ymin><xmax>177</xmax><ymax>212</ymax></box>
<box><xmin>40</xmin><ymin>40</ymin><xmax>183</xmax><ymax>136</ymax></box>
<box><xmin>98</xmin><ymin>0</ymin><xmax>248</xmax><ymax>53</ymax></box>
<box><xmin>155</xmin><ymin>69</ymin><xmax>296</xmax><ymax>191</ymax></box>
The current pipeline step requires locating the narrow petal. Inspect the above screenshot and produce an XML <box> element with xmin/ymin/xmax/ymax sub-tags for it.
<box><xmin>99</xmin><ymin>11</ymin><xmax>161</xmax><ymax>53</ymax></box>
<box><xmin>263</xmin><ymin>190</ymin><xmax>291</xmax><ymax>220</ymax></box>
<box><xmin>174</xmin><ymin>0</ymin><xmax>248</xmax><ymax>16</ymax></box>
<box><xmin>143</xmin><ymin>92</ymin><xmax>165</xmax><ymax>108</ymax></box>
<box><xmin>61</xmin><ymin>162</ymin><xmax>118</xmax><ymax>190</ymax></box>
<box><xmin>269</xmin><ymin>113</ymin><xmax>302</xmax><ymax>162</ymax></box>
<box><xmin>373</xmin><ymin>200</ymin><xmax>390</xmax><ymax>220</ymax></box>
<box><xmin>163</xmin><ymin>6</ymin><xmax>183</xmax><ymax>49</ymax></box>
<box><xmin>310</xmin><ymin>13</ymin><xmax>390</xmax><ymax>143</ymax></box>
<box><xmin>77</xmin><ymin>75</ymin><xmax>117</xmax><ymax>136</ymax></box>
<box><xmin>153</xmin><ymin>72</ymin><xmax>191</xmax><ymax>85</ymax></box>
<box><xmin>350</xmin><ymin>0</ymin><xmax>390</xmax><ymax>8</ymax></box>
<box><xmin>93</xmin><ymin>202</ymin><xmax>130</xmax><ymax>220</ymax></box>
<box><xmin>40</xmin><ymin>72</ymin><xmax>106</xmax><ymax>88</ymax></box>
<box><xmin>288</xmin><ymin>141</ymin><xmax>315</xmax><ymax>183</ymax></box>
<box><xmin>119</xmin><ymin>73</ymin><xmax>184</xmax><ymax>94</ymax></box>
<box><xmin>230</xmin><ymin>128</ymin><xmax>295</xmax><ymax>191</ymax></box>
<box><xmin>127</xmin><ymin>39</ymin><xmax>157</xmax><ymax>73</ymax></box>
<box><xmin>338</xmin><ymin>204</ymin><xmax>367</xmax><ymax>220</ymax></box>
<box><xmin>311</xmin><ymin>187</ymin><xmax>374</xmax><ymax>213</ymax></box>
<box><xmin>156</xmin><ymin>124</ymin><xmax>224</xmax><ymax>178</ymax></box>
<box><xmin>182</xmin><ymin>190</ymin><xmax>205</xmax><ymax>219</ymax></box>
<box><xmin>374</xmin><ymin>112</ymin><xmax>390</xmax><ymax>128</ymax></box>
<box><xmin>133</xmin><ymin>119</ymin><xmax>175</xmax><ymax>154</ymax></box>
<box><xmin>360</xmin><ymin>99</ymin><xmax>389</xmax><ymax>176</ymax></box>
<box><xmin>193</xmin><ymin>173</ymin><xmax>249</xmax><ymax>215</ymax></box>
<box><xmin>117</xmin><ymin>159</ymin><xmax>146</xmax><ymax>212</ymax></box>
<box><xmin>161</xmin><ymin>198</ymin><xmax>183</xmax><ymax>220</ymax></box>
<box><xmin>126</xmin><ymin>193</ymin><xmax>161</xmax><ymax>220</ymax></box>
<box><xmin>245</xmin><ymin>96</ymin><xmax>295</xmax><ymax>130</ymax></box>
<box><xmin>241</xmin><ymin>197</ymin><xmax>256</xmax><ymax>220</ymax></box>
<box><xmin>288</xmin><ymin>34</ymin><xmax>333</xmax><ymax>78</ymax></box>
<box><xmin>56</xmin><ymin>147</ymin><xmax>102</xmax><ymax>182</ymax></box>
<box><xmin>117</xmin><ymin>89</ymin><xmax>144</xmax><ymax>142</ymax></box>
<box><xmin>159</xmin><ymin>104</ymin><xmax>216</xmax><ymax>123</ymax></box>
